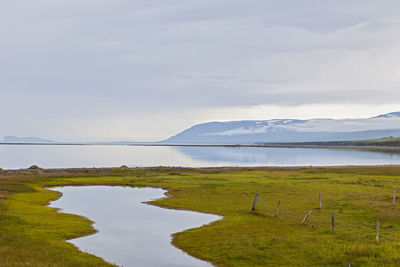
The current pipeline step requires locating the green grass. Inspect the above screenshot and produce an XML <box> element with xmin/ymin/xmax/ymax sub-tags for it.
<box><xmin>2</xmin><ymin>166</ymin><xmax>400</xmax><ymax>266</ymax></box>
<box><xmin>352</xmin><ymin>136</ymin><xmax>400</xmax><ymax>147</ymax></box>
<box><xmin>266</xmin><ymin>136</ymin><xmax>400</xmax><ymax>147</ymax></box>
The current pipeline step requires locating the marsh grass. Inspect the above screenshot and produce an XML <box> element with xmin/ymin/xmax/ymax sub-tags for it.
<box><xmin>1</xmin><ymin>166</ymin><xmax>400</xmax><ymax>266</ymax></box>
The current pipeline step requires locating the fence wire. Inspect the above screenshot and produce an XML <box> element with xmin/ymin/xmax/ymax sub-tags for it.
<box><xmin>251</xmin><ymin>191</ymin><xmax>400</xmax><ymax>243</ymax></box>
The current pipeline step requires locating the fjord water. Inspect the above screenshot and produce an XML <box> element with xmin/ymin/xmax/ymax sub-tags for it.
<box><xmin>2</xmin><ymin>144</ymin><xmax>400</xmax><ymax>169</ymax></box>
<box><xmin>48</xmin><ymin>186</ymin><xmax>221</xmax><ymax>267</ymax></box>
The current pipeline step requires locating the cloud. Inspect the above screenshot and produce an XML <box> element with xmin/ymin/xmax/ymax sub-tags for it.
<box><xmin>1</xmin><ymin>1</ymin><xmax>400</xmax><ymax>140</ymax></box>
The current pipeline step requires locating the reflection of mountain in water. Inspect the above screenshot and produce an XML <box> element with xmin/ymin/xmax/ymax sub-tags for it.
<box><xmin>174</xmin><ymin>146</ymin><xmax>400</xmax><ymax>166</ymax></box>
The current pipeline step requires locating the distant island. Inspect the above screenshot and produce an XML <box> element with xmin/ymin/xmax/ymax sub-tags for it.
<box><xmin>163</xmin><ymin>112</ymin><xmax>400</xmax><ymax>144</ymax></box>
<box><xmin>2</xmin><ymin>136</ymin><xmax>54</xmax><ymax>143</ymax></box>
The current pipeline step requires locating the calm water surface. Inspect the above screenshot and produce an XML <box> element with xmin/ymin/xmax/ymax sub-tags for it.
<box><xmin>48</xmin><ymin>186</ymin><xmax>221</xmax><ymax>267</ymax></box>
<box><xmin>1</xmin><ymin>144</ymin><xmax>400</xmax><ymax>169</ymax></box>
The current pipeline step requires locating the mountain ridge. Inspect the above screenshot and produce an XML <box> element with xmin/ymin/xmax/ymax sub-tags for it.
<box><xmin>3</xmin><ymin>136</ymin><xmax>54</xmax><ymax>143</ymax></box>
<box><xmin>163</xmin><ymin>112</ymin><xmax>400</xmax><ymax>144</ymax></box>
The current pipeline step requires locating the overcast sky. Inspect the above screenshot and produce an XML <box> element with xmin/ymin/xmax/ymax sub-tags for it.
<box><xmin>2</xmin><ymin>0</ymin><xmax>400</xmax><ymax>141</ymax></box>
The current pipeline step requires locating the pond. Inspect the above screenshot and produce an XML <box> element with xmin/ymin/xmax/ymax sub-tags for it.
<box><xmin>48</xmin><ymin>186</ymin><xmax>221</xmax><ymax>267</ymax></box>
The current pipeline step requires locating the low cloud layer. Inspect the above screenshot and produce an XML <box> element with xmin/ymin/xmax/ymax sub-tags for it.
<box><xmin>1</xmin><ymin>1</ymin><xmax>400</xmax><ymax>140</ymax></box>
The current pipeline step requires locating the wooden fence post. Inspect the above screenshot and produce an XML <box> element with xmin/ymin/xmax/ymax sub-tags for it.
<box><xmin>376</xmin><ymin>220</ymin><xmax>379</xmax><ymax>244</ymax></box>
<box><xmin>274</xmin><ymin>200</ymin><xmax>280</xmax><ymax>217</ymax></box>
<box><xmin>301</xmin><ymin>210</ymin><xmax>312</xmax><ymax>224</ymax></box>
<box><xmin>252</xmin><ymin>192</ymin><xmax>259</xmax><ymax>211</ymax></box>
<box><xmin>331</xmin><ymin>213</ymin><xmax>334</xmax><ymax>233</ymax></box>
<box><xmin>393</xmin><ymin>190</ymin><xmax>396</xmax><ymax>204</ymax></box>
<box><xmin>319</xmin><ymin>192</ymin><xmax>322</xmax><ymax>209</ymax></box>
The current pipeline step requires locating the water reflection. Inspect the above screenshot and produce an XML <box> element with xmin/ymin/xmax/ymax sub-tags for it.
<box><xmin>48</xmin><ymin>186</ymin><xmax>221</xmax><ymax>267</ymax></box>
<box><xmin>174</xmin><ymin>146</ymin><xmax>400</xmax><ymax>166</ymax></box>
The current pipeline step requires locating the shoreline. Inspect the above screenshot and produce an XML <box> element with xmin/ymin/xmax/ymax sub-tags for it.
<box><xmin>2</xmin><ymin>164</ymin><xmax>400</xmax><ymax>174</ymax></box>
<box><xmin>1</xmin><ymin>141</ymin><xmax>400</xmax><ymax>152</ymax></box>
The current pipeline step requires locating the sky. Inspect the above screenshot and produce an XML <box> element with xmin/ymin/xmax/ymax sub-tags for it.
<box><xmin>1</xmin><ymin>0</ymin><xmax>400</xmax><ymax>141</ymax></box>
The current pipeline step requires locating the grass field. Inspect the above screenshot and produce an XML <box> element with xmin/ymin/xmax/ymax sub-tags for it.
<box><xmin>2</xmin><ymin>166</ymin><xmax>400</xmax><ymax>266</ymax></box>
<box><xmin>259</xmin><ymin>136</ymin><xmax>400</xmax><ymax>149</ymax></box>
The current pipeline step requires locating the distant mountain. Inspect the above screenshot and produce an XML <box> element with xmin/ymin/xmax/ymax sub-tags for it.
<box><xmin>163</xmin><ymin>112</ymin><xmax>400</xmax><ymax>144</ymax></box>
<box><xmin>3</xmin><ymin>136</ymin><xmax>54</xmax><ymax>143</ymax></box>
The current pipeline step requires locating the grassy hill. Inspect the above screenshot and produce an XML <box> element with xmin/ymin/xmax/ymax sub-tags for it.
<box><xmin>260</xmin><ymin>136</ymin><xmax>400</xmax><ymax>148</ymax></box>
<box><xmin>342</xmin><ymin>136</ymin><xmax>400</xmax><ymax>146</ymax></box>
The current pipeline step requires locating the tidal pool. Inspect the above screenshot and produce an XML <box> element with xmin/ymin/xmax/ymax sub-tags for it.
<box><xmin>48</xmin><ymin>186</ymin><xmax>221</xmax><ymax>267</ymax></box>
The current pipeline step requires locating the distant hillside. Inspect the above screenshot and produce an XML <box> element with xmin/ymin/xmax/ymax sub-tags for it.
<box><xmin>163</xmin><ymin>112</ymin><xmax>400</xmax><ymax>144</ymax></box>
<box><xmin>263</xmin><ymin>137</ymin><xmax>400</xmax><ymax>147</ymax></box>
<box><xmin>3</xmin><ymin>136</ymin><xmax>54</xmax><ymax>143</ymax></box>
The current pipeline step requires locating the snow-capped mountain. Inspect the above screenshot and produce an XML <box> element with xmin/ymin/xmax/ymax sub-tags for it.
<box><xmin>163</xmin><ymin>112</ymin><xmax>400</xmax><ymax>144</ymax></box>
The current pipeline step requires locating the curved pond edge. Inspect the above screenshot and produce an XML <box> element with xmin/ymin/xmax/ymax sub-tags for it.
<box><xmin>45</xmin><ymin>184</ymin><xmax>224</xmax><ymax>266</ymax></box>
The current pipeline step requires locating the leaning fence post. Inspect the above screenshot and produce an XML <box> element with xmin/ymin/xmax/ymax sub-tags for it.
<box><xmin>319</xmin><ymin>192</ymin><xmax>322</xmax><ymax>209</ymax></box>
<box><xmin>376</xmin><ymin>220</ymin><xmax>379</xmax><ymax>244</ymax></box>
<box><xmin>393</xmin><ymin>190</ymin><xmax>397</xmax><ymax>204</ymax></box>
<box><xmin>252</xmin><ymin>192</ymin><xmax>259</xmax><ymax>211</ymax></box>
<box><xmin>301</xmin><ymin>210</ymin><xmax>312</xmax><ymax>224</ymax></box>
<box><xmin>274</xmin><ymin>200</ymin><xmax>280</xmax><ymax>217</ymax></box>
<box><xmin>331</xmin><ymin>213</ymin><xmax>334</xmax><ymax>233</ymax></box>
